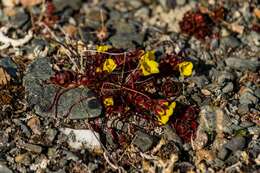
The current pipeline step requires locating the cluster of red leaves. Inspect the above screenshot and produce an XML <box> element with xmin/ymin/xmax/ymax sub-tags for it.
<box><xmin>179</xmin><ymin>7</ymin><xmax>226</xmax><ymax>40</ymax></box>
<box><xmin>171</xmin><ymin>106</ymin><xmax>199</xmax><ymax>142</ymax></box>
<box><xmin>42</xmin><ymin>0</ymin><xmax>59</xmax><ymax>26</ymax></box>
<box><xmin>49</xmin><ymin>48</ymin><xmax>198</xmax><ymax>143</ymax></box>
<box><xmin>179</xmin><ymin>11</ymin><xmax>213</xmax><ymax>40</ymax></box>
<box><xmin>252</xmin><ymin>23</ymin><xmax>260</xmax><ymax>33</ymax></box>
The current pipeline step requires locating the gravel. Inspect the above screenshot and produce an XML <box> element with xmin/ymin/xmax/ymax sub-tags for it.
<box><xmin>1</xmin><ymin>0</ymin><xmax>259</xmax><ymax>172</ymax></box>
<box><xmin>109</xmin><ymin>21</ymin><xmax>144</xmax><ymax>49</ymax></box>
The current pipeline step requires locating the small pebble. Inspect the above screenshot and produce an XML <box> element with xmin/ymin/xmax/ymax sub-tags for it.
<box><xmin>239</xmin><ymin>91</ymin><xmax>258</xmax><ymax>105</ymax></box>
<box><xmin>224</xmin><ymin>136</ymin><xmax>246</xmax><ymax>152</ymax></box>
<box><xmin>248</xmin><ymin>126</ymin><xmax>260</xmax><ymax>135</ymax></box>
<box><xmin>22</xmin><ymin>143</ymin><xmax>42</xmax><ymax>154</ymax></box>
<box><xmin>217</xmin><ymin>147</ymin><xmax>230</xmax><ymax>160</ymax></box>
<box><xmin>45</xmin><ymin>129</ymin><xmax>57</xmax><ymax>144</ymax></box>
<box><xmin>254</xmin><ymin>88</ymin><xmax>260</xmax><ymax>98</ymax></box>
<box><xmin>10</xmin><ymin>8</ymin><xmax>29</xmax><ymax>28</ymax></box>
<box><xmin>27</xmin><ymin>116</ymin><xmax>41</xmax><ymax>135</ymax></box>
<box><xmin>221</xmin><ymin>36</ymin><xmax>241</xmax><ymax>49</ymax></box>
<box><xmin>176</xmin><ymin>0</ymin><xmax>186</xmax><ymax>6</ymax></box>
<box><xmin>237</xmin><ymin>104</ymin><xmax>249</xmax><ymax>115</ymax></box>
<box><xmin>222</xmin><ymin>82</ymin><xmax>234</xmax><ymax>93</ymax></box>
<box><xmin>225</xmin><ymin>57</ymin><xmax>260</xmax><ymax>72</ymax></box>
<box><xmin>133</xmin><ymin>131</ymin><xmax>156</xmax><ymax>152</ymax></box>
<box><xmin>15</xmin><ymin>153</ymin><xmax>31</xmax><ymax>165</ymax></box>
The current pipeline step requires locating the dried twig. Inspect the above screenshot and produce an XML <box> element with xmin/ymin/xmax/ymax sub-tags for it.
<box><xmin>0</xmin><ymin>27</ymin><xmax>33</xmax><ymax>49</ymax></box>
<box><xmin>101</xmin><ymin>82</ymin><xmax>150</xmax><ymax>99</ymax></box>
<box><xmin>118</xmin><ymin>135</ymin><xmax>137</xmax><ymax>162</ymax></box>
<box><xmin>103</xmin><ymin>152</ymin><xmax>126</xmax><ymax>173</ymax></box>
<box><xmin>83</xmin><ymin>109</ymin><xmax>125</xmax><ymax>172</ymax></box>
<box><xmin>39</xmin><ymin>22</ymin><xmax>81</xmax><ymax>72</ymax></box>
<box><xmin>0</xmin><ymin>67</ymin><xmax>11</xmax><ymax>86</ymax></box>
<box><xmin>151</xmin><ymin>138</ymin><xmax>166</xmax><ymax>155</ymax></box>
<box><xmin>140</xmin><ymin>152</ymin><xmax>178</xmax><ymax>173</ymax></box>
<box><xmin>225</xmin><ymin>162</ymin><xmax>242</xmax><ymax>173</ymax></box>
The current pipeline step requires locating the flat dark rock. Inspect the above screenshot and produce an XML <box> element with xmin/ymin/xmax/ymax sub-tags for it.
<box><xmin>23</xmin><ymin>57</ymin><xmax>102</xmax><ymax>119</ymax></box>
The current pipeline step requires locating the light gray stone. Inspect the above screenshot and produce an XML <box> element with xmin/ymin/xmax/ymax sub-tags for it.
<box><xmin>176</xmin><ymin>0</ymin><xmax>186</xmax><ymax>6</ymax></box>
<box><xmin>221</xmin><ymin>36</ymin><xmax>241</xmax><ymax>49</ymax></box>
<box><xmin>239</xmin><ymin>91</ymin><xmax>258</xmax><ymax>105</ymax></box>
<box><xmin>225</xmin><ymin>57</ymin><xmax>260</xmax><ymax>72</ymax></box>
<box><xmin>217</xmin><ymin>147</ymin><xmax>230</xmax><ymax>160</ymax></box>
<box><xmin>134</xmin><ymin>7</ymin><xmax>150</xmax><ymax>19</ymax></box>
<box><xmin>222</xmin><ymin>82</ymin><xmax>234</xmax><ymax>93</ymax></box>
<box><xmin>254</xmin><ymin>87</ymin><xmax>260</xmax><ymax>98</ymax></box>
<box><xmin>0</xmin><ymin>163</ymin><xmax>13</xmax><ymax>173</ymax></box>
<box><xmin>237</xmin><ymin>104</ymin><xmax>249</xmax><ymax>115</ymax></box>
<box><xmin>52</xmin><ymin>0</ymin><xmax>82</xmax><ymax>11</ymax></box>
<box><xmin>22</xmin><ymin>143</ymin><xmax>42</xmax><ymax>154</ymax></box>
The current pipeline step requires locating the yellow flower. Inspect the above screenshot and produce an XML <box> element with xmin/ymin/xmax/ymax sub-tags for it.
<box><xmin>140</xmin><ymin>50</ymin><xmax>160</xmax><ymax>76</ymax></box>
<box><xmin>96</xmin><ymin>45</ymin><xmax>112</xmax><ymax>52</ymax></box>
<box><xmin>103</xmin><ymin>97</ymin><xmax>114</xmax><ymax>107</ymax></box>
<box><xmin>142</xmin><ymin>50</ymin><xmax>156</xmax><ymax>60</ymax></box>
<box><xmin>103</xmin><ymin>58</ymin><xmax>117</xmax><ymax>73</ymax></box>
<box><xmin>178</xmin><ymin>61</ymin><xmax>193</xmax><ymax>77</ymax></box>
<box><xmin>157</xmin><ymin>101</ymin><xmax>176</xmax><ymax>125</ymax></box>
<box><xmin>95</xmin><ymin>67</ymin><xmax>102</xmax><ymax>73</ymax></box>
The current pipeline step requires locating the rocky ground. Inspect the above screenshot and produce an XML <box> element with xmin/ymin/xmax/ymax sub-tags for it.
<box><xmin>0</xmin><ymin>0</ymin><xmax>259</xmax><ymax>172</ymax></box>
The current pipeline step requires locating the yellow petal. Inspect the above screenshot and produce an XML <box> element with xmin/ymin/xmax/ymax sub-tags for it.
<box><xmin>169</xmin><ymin>101</ymin><xmax>176</xmax><ymax>110</ymax></box>
<box><xmin>103</xmin><ymin>58</ymin><xmax>117</xmax><ymax>73</ymax></box>
<box><xmin>96</xmin><ymin>67</ymin><xmax>102</xmax><ymax>73</ymax></box>
<box><xmin>178</xmin><ymin>61</ymin><xmax>193</xmax><ymax>77</ymax></box>
<box><xmin>166</xmin><ymin>101</ymin><xmax>176</xmax><ymax>117</ymax></box>
<box><xmin>157</xmin><ymin>101</ymin><xmax>176</xmax><ymax>125</ymax></box>
<box><xmin>104</xmin><ymin>97</ymin><xmax>114</xmax><ymax>107</ymax></box>
<box><xmin>146</xmin><ymin>60</ymin><xmax>159</xmax><ymax>73</ymax></box>
<box><xmin>159</xmin><ymin>115</ymin><xmax>171</xmax><ymax>125</ymax></box>
<box><xmin>96</xmin><ymin>45</ymin><xmax>112</xmax><ymax>52</ymax></box>
<box><xmin>142</xmin><ymin>60</ymin><xmax>159</xmax><ymax>75</ymax></box>
<box><xmin>141</xmin><ymin>50</ymin><xmax>156</xmax><ymax>60</ymax></box>
<box><xmin>139</xmin><ymin>51</ymin><xmax>159</xmax><ymax>76</ymax></box>
<box><xmin>140</xmin><ymin>65</ymin><xmax>150</xmax><ymax>76</ymax></box>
